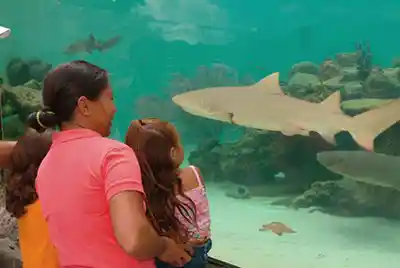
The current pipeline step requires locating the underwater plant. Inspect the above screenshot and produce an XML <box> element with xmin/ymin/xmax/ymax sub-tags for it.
<box><xmin>355</xmin><ymin>41</ymin><xmax>372</xmax><ymax>80</ymax></box>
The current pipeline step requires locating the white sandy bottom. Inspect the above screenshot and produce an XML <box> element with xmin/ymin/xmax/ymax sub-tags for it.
<box><xmin>206</xmin><ymin>184</ymin><xmax>400</xmax><ymax>268</ymax></box>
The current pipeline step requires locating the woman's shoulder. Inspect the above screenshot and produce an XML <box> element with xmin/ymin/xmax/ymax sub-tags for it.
<box><xmin>98</xmin><ymin>138</ymin><xmax>133</xmax><ymax>153</ymax></box>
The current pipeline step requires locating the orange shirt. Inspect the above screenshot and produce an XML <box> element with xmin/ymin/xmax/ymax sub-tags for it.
<box><xmin>36</xmin><ymin>129</ymin><xmax>155</xmax><ymax>268</ymax></box>
<box><xmin>18</xmin><ymin>200</ymin><xmax>59</xmax><ymax>268</ymax></box>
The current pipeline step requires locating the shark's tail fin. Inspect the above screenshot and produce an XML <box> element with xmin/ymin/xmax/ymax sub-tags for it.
<box><xmin>348</xmin><ymin>99</ymin><xmax>400</xmax><ymax>151</ymax></box>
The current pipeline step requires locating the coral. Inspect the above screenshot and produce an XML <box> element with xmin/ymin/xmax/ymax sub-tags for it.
<box><xmin>292</xmin><ymin>178</ymin><xmax>400</xmax><ymax>219</ymax></box>
<box><xmin>0</xmin><ymin>81</ymin><xmax>43</xmax><ymax>140</ymax></box>
<box><xmin>6</xmin><ymin>58</ymin><xmax>30</xmax><ymax>86</ymax></box>
<box><xmin>355</xmin><ymin>42</ymin><xmax>372</xmax><ymax>80</ymax></box>
<box><xmin>189</xmin><ymin>129</ymin><xmax>339</xmax><ymax>192</ymax></box>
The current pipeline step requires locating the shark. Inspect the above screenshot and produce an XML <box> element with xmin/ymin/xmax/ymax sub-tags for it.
<box><xmin>316</xmin><ymin>150</ymin><xmax>400</xmax><ymax>191</ymax></box>
<box><xmin>64</xmin><ymin>34</ymin><xmax>121</xmax><ymax>54</ymax></box>
<box><xmin>171</xmin><ymin>72</ymin><xmax>400</xmax><ymax>151</ymax></box>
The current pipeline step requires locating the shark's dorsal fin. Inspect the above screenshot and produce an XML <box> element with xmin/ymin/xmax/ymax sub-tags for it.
<box><xmin>320</xmin><ymin>91</ymin><xmax>342</xmax><ymax>113</ymax></box>
<box><xmin>252</xmin><ymin>72</ymin><xmax>284</xmax><ymax>95</ymax></box>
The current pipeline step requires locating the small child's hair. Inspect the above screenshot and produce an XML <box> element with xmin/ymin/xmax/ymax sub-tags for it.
<box><xmin>5</xmin><ymin>128</ymin><xmax>52</xmax><ymax>218</ymax></box>
<box><xmin>125</xmin><ymin>119</ymin><xmax>196</xmax><ymax>242</ymax></box>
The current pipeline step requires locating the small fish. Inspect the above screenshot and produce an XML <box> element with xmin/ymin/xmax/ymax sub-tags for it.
<box><xmin>259</xmin><ymin>222</ymin><xmax>296</xmax><ymax>236</ymax></box>
<box><xmin>64</xmin><ymin>34</ymin><xmax>121</xmax><ymax>55</ymax></box>
<box><xmin>64</xmin><ymin>34</ymin><xmax>100</xmax><ymax>54</ymax></box>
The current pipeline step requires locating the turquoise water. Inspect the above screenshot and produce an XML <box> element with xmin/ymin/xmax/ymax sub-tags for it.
<box><xmin>2</xmin><ymin>1</ymin><xmax>400</xmax><ymax>267</ymax></box>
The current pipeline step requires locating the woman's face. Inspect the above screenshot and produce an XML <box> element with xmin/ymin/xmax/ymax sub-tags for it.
<box><xmin>78</xmin><ymin>86</ymin><xmax>116</xmax><ymax>137</ymax></box>
<box><xmin>97</xmin><ymin>87</ymin><xmax>117</xmax><ymax>136</ymax></box>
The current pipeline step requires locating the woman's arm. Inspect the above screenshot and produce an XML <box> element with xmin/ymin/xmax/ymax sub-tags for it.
<box><xmin>109</xmin><ymin>191</ymin><xmax>167</xmax><ymax>259</ymax></box>
<box><xmin>0</xmin><ymin>141</ymin><xmax>16</xmax><ymax>169</ymax></box>
<box><xmin>104</xmin><ymin>145</ymin><xmax>167</xmax><ymax>259</ymax></box>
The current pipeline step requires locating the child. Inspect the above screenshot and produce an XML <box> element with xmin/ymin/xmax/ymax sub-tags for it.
<box><xmin>5</xmin><ymin>128</ymin><xmax>59</xmax><ymax>268</ymax></box>
<box><xmin>125</xmin><ymin>118</ymin><xmax>212</xmax><ymax>268</ymax></box>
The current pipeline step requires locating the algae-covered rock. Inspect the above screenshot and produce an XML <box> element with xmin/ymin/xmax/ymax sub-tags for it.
<box><xmin>5</xmin><ymin>58</ymin><xmax>31</xmax><ymax>86</ymax></box>
<box><xmin>27</xmin><ymin>59</ymin><xmax>52</xmax><ymax>82</ymax></box>
<box><xmin>23</xmin><ymin>79</ymin><xmax>41</xmax><ymax>90</ymax></box>
<box><xmin>5</xmin><ymin>58</ymin><xmax>51</xmax><ymax>87</ymax></box>
<box><xmin>289</xmin><ymin>61</ymin><xmax>320</xmax><ymax>77</ymax></box>
<box><xmin>392</xmin><ymin>57</ymin><xmax>400</xmax><ymax>68</ymax></box>
<box><xmin>2</xmin><ymin>99</ymin><xmax>17</xmax><ymax>118</ymax></box>
<box><xmin>319</xmin><ymin>60</ymin><xmax>342</xmax><ymax>81</ymax></box>
<box><xmin>341</xmin><ymin>98</ymin><xmax>393</xmax><ymax>114</ymax></box>
<box><xmin>2</xmin><ymin>85</ymin><xmax>42</xmax><ymax>121</ymax></box>
<box><xmin>3</xmin><ymin>114</ymin><xmax>26</xmax><ymax>140</ymax></box>
<box><xmin>342</xmin><ymin>81</ymin><xmax>363</xmax><ymax>100</ymax></box>
<box><xmin>341</xmin><ymin>66</ymin><xmax>359</xmax><ymax>82</ymax></box>
<box><xmin>288</xmin><ymin>73</ymin><xmax>321</xmax><ymax>90</ymax></box>
<box><xmin>335</xmin><ymin>52</ymin><xmax>361</xmax><ymax>67</ymax></box>
<box><xmin>189</xmin><ymin>130</ymin><xmax>338</xmax><ymax>191</ymax></box>
<box><xmin>364</xmin><ymin>70</ymin><xmax>397</xmax><ymax>98</ymax></box>
<box><xmin>322</xmin><ymin>76</ymin><xmax>344</xmax><ymax>90</ymax></box>
<box><xmin>292</xmin><ymin>178</ymin><xmax>400</xmax><ymax>219</ymax></box>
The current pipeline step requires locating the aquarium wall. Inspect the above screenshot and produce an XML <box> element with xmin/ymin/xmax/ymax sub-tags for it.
<box><xmin>2</xmin><ymin>0</ymin><xmax>400</xmax><ymax>267</ymax></box>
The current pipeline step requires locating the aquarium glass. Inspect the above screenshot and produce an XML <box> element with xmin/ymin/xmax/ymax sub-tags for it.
<box><xmin>1</xmin><ymin>0</ymin><xmax>400</xmax><ymax>267</ymax></box>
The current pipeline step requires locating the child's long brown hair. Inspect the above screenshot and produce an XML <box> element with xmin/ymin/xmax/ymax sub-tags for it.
<box><xmin>5</xmin><ymin>128</ymin><xmax>52</xmax><ymax>218</ymax></box>
<box><xmin>125</xmin><ymin>118</ymin><xmax>196</xmax><ymax>242</ymax></box>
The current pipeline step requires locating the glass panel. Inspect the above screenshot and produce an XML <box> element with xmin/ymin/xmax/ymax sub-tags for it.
<box><xmin>1</xmin><ymin>1</ymin><xmax>400</xmax><ymax>268</ymax></box>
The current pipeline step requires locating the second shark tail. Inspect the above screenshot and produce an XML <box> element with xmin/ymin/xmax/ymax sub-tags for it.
<box><xmin>348</xmin><ymin>99</ymin><xmax>400</xmax><ymax>151</ymax></box>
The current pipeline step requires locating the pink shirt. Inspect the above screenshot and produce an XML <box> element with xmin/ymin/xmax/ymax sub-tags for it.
<box><xmin>36</xmin><ymin>129</ymin><xmax>155</xmax><ymax>268</ymax></box>
<box><xmin>176</xmin><ymin>166</ymin><xmax>211</xmax><ymax>239</ymax></box>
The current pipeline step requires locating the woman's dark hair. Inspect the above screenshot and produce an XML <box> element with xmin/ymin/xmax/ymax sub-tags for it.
<box><xmin>26</xmin><ymin>60</ymin><xmax>109</xmax><ymax>132</ymax></box>
<box><xmin>125</xmin><ymin>119</ymin><xmax>196</xmax><ymax>242</ymax></box>
<box><xmin>5</xmin><ymin>128</ymin><xmax>52</xmax><ymax>218</ymax></box>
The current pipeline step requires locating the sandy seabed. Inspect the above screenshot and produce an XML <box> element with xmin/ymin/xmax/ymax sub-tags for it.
<box><xmin>206</xmin><ymin>183</ymin><xmax>400</xmax><ymax>268</ymax></box>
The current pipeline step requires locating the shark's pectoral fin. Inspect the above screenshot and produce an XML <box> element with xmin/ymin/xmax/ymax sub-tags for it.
<box><xmin>319</xmin><ymin>132</ymin><xmax>337</xmax><ymax>145</ymax></box>
<box><xmin>208</xmin><ymin>107</ymin><xmax>236</xmax><ymax>124</ymax></box>
<box><xmin>252</xmin><ymin>72</ymin><xmax>285</xmax><ymax>95</ymax></box>
<box><xmin>320</xmin><ymin>91</ymin><xmax>342</xmax><ymax>114</ymax></box>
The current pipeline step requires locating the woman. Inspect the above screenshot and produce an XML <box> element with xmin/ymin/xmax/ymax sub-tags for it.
<box><xmin>5</xmin><ymin>128</ymin><xmax>58</xmax><ymax>268</ymax></box>
<box><xmin>27</xmin><ymin>60</ymin><xmax>192</xmax><ymax>268</ymax></box>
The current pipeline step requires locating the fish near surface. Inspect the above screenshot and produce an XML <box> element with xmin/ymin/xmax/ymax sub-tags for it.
<box><xmin>171</xmin><ymin>72</ymin><xmax>400</xmax><ymax>151</ymax></box>
<box><xmin>64</xmin><ymin>34</ymin><xmax>100</xmax><ymax>54</ymax></box>
<box><xmin>317</xmin><ymin>150</ymin><xmax>400</xmax><ymax>191</ymax></box>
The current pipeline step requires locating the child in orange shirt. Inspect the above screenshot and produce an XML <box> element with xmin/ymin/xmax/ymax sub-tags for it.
<box><xmin>5</xmin><ymin>128</ymin><xmax>59</xmax><ymax>268</ymax></box>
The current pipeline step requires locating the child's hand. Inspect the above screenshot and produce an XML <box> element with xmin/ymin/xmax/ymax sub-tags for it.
<box><xmin>158</xmin><ymin>237</ymin><xmax>193</xmax><ymax>266</ymax></box>
<box><xmin>182</xmin><ymin>243</ymin><xmax>194</xmax><ymax>256</ymax></box>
